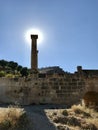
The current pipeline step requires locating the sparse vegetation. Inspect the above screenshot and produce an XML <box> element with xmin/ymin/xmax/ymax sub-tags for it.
<box><xmin>6</xmin><ymin>73</ymin><xmax>15</xmax><ymax>78</ymax></box>
<box><xmin>20</xmin><ymin>67</ymin><xmax>29</xmax><ymax>77</ymax></box>
<box><xmin>0</xmin><ymin>106</ymin><xmax>29</xmax><ymax>130</ymax></box>
<box><xmin>0</xmin><ymin>104</ymin><xmax>98</xmax><ymax>130</ymax></box>
<box><xmin>46</xmin><ymin>104</ymin><xmax>98</xmax><ymax>130</ymax></box>
<box><xmin>0</xmin><ymin>59</ymin><xmax>30</xmax><ymax>77</ymax></box>
<box><xmin>62</xmin><ymin>109</ymin><xmax>68</xmax><ymax>116</ymax></box>
<box><xmin>0</xmin><ymin>71</ymin><xmax>6</xmax><ymax>77</ymax></box>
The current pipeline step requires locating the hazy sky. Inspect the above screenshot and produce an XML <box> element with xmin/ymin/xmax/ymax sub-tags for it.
<box><xmin>0</xmin><ymin>0</ymin><xmax>98</xmax><ymax>72</ymax></box>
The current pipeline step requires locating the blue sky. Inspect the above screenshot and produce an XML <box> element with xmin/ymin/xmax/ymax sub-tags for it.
<box><xmin>0</xmin><ymin>0</ymin><xmax>98</xmax><ymax>72</ymax></box>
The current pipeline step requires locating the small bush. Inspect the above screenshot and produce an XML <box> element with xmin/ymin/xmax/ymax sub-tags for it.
<box><xmin>6</xmin><ymin>74</ymin><xmax>14</xmax><ymax>78</ymax></box>
<box><xmin>62</xmin><ymin>110</ymin><xmax>68</xmax><ymax>116</ymax></box>
<box><xmin>81</xmin><ymin>123</ymin><xmax>97</xmax><ymax>130</ymax></box>
<box><xmin>0</xmin><ymin>107</ymin><xmax>28</xmax><ymax>130</ymax></box>
<box><xmin>74</xmin><ymin>108</ymin><xmax>91</xmax><ymax>118</ymax></box>
<box><xmin>15</xmin><ymin>112</ymin><xmax>29</xmax><ymax>130</ymax></box>
<box><xmin>52</xmin><ymin>112</ymin><xmax>57</xmax><ymax>116</ymax></box>
<box><xmin>0</xmin><ymin>119</ymin><xmax>11</xmax><ymax>130</ymax></box>
<box><xmin>53</xmin><ymin>116</ymin><xmax>68</xmax><ymax>124</ymax></box>
<box><xmin>74</xmin><ymin>108</ymin><xmax>83</xmax><ymax>114</ymax></box>
<box><xmin>57</xmin><ymin>125</ymin><xmax>69</xmax><ymax>130</ymax></box>
<box><xmin>67</xmin><ymin>116</ymin><xmax>81</xmax><ymax>126</ymax></box>
<box><xmin>0</xmin><ymin>71</ymin><xmax>6</xmax><ymax>77</ymax></box>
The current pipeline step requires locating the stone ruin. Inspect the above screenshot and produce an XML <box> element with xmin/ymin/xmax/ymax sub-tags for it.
<box><xmin>0</xmin><ymin>35</ymin><xmax>98</xmax><ymax>108</ymax></box>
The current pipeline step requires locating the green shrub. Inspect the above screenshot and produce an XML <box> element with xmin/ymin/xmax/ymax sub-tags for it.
<box><xmin>62</xmin><ymin>110</ymin><xmax>68</xmax><ymax>116</ymax></box>
<box><xmin>6</xmin><ymin>74</ymin><xmax>14</xmax><ymax>78</ymax></box>
<box><xmin>20</xmin><ymin>67</ymin><xmax>29</xmax><ymax>77</ymax></box>
<box><xmin>0</xmin><ymin>71</ymin><xmax>6</xmax><ymax>77</ymax></box>
<box><xmin>67</xmin><ymin>116</ymin><xmax>81</xmax><ymax>126</ymax></box>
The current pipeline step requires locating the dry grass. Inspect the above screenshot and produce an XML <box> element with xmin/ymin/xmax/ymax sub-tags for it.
<box><xmin>46</xmin><ymin>105</ymin><xmax>98</xmax><ymax>130</ymax></box>
<box><xmin>0</xmin><ymin>106</ymin><xmax>28</xmax><ymax>130</ymax></box>
<box><xmin>86</xmin><ymin>118</ymin><xmax>98</xmax><ymax>128</ymax></box>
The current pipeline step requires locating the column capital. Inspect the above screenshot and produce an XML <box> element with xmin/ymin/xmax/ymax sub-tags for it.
<box><xmin>31</xmin><ymin>35</ymin><xmax>38</xmax><ymax>39</ymax></box>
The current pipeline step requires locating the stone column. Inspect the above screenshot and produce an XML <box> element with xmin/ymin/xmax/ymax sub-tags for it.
<box><xmin>31</xmin><ymin>35</ymin><xmax>38</xmax><ymax>73</ymax></box>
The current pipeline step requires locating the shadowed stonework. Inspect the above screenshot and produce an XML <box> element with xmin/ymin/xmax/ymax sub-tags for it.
<box><xmin>0</xmin><ymin>34</ymin><xmax>98</xmax><ymax>108</ymax></box>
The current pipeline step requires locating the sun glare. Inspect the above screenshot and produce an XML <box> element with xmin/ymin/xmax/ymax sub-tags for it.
<box><xmin>25</xmin><ymin>28</ymin><xmax>44</xmax><ymax>46</ymax></box>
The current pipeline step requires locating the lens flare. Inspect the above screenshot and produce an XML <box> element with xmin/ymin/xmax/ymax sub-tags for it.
<box><xmin>25</xmin><ymin>28</ymin><xmax>44</xmax><ymax>45</ymax></box>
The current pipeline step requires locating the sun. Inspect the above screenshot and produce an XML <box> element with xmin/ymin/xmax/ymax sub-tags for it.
<box><xmin>25</xmin><ymin>28</ymin><xmax>44</xmax><ymax>45</ymax></box>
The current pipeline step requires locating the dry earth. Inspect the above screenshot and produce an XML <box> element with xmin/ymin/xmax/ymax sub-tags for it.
<box><xmin>0</xmin><ymin>104</ymin><xmax>98</xmax><ymax>130</ymax></box>
<box><xmin>24</xmin><ymin>104</ymin><xmax>98</xmax><ymax>130</ymax></box>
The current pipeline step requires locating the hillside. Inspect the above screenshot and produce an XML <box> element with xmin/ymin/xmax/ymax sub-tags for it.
<box><xmin>0</xmin><ymin>60</ymin><xmax>29</xmax><ymax>77</ymax></box>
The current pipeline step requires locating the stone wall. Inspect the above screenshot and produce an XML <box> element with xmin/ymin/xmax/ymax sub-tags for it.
<box><xmin>0</xmin><ymin>73</ymin><xmax>98</xmax><ymax>106</ymax></box>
